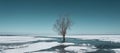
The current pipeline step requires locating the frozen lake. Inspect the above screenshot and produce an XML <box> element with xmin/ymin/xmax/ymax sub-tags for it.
<box><xmin>0</xmin><ymin>35</ymin><xmax>120</xmax><ymax>53</ymax></box>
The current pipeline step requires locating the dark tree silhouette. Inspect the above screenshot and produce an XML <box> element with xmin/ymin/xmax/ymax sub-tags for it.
<box><xmin>54</xmin><ymin>15</ymin><xmax>72</xmax><ymax>42</ymax></box>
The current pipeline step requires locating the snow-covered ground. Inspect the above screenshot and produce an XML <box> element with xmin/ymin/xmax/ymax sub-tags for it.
<box><xmin>0</xmin><ymin>36</ymin><xmax>57</xmax><ymax>53</ymax></box>
<box><xmin>65</xmin><ymin>44</ymin><xmax>97</xmax><ymax>53</ymax></box>
<box><xmin>49</xmin><ymin>35</ymin><xmax>120</xmax><ymax>43</ymax></box>
<box><xmin>49</xmin><ymin>35</ymin><xmax>120</xmax><ymax>53</ymax></box>
<box><xmin>61</xmin><ymin>42</ymin><xmax>75</xmax><ymax>45</ymax></box>
<box><xmin>64</xmin><ymin>35</ymin><xmax>120</xmax><ymax>43</ymax></box>
<box><xmin>4</xmin><ymin>42</ymin><xmax>60</xmax><ymax>53</ymax></box>
<box><xmin>33</xmin><ymin>51</ymin><xmax>57</xmax><ymax>53</ymax></box>
<box><xmin>0</xmin><ymin>35</ymin><xmax>120</xmax><ymax>53</ymax></box>
<box><xmin>112</xmin><ymin>49</ymin><xmax>120</xmax><ymax>53</ymax></box>
<box><xmin>0</xmin><ymin>36</ymin><xmax>54</xmax><ymax>43</ymax></box>
<box><xmin>0</xmin><ymin>36</ymin><xmax>77</xmax><ymax>53</ymax></box>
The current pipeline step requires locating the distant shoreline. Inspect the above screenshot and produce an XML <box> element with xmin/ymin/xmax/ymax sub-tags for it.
<box><xmin>0</xmin><ymin>34</ymin><xmax>120</xmax><ymax>36</ymax></box>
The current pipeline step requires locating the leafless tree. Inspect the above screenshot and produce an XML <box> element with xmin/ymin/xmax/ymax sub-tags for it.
<box><xmin>54</xmin><ymin>15</ymin><xmax>72</xmax><ymax>42</ymax></box>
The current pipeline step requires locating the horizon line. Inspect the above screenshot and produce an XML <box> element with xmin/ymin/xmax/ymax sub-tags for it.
<box><xmin>0</xmin><ymin>33</ymin><xmax>120</xmax><ymax>36</ymax></box>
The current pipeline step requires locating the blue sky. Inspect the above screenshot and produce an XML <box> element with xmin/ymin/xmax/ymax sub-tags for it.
<box><xmin>0</xmin><ymin>0</ymin><xmax>120</xmax><ymax>34</ymax></box>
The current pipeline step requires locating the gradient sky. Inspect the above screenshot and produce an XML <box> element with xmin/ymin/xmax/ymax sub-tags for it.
<box><xmin>0</xmin><ymin>0</ymin><xmax>120</xmax><ymax>34</ymax></box>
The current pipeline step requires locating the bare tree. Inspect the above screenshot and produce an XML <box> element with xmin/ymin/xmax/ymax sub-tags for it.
<box><xmin>54</xmin><ymin>15</ymin><xmax>72</xmax><ymax>42</ymax></box>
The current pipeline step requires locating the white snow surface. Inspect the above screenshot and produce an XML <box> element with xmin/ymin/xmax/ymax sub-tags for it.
<box><xmin>1</xmin><ymin>35</ymin><xmax>120</xmax><ymax>53</ymax></box>
<box><xmin>49</xmin><ymin>35</ymin><xmax>120</xmax><ymax>43</ymax></box>
<box><xmin>65</xmin><ymin>45</ymin><xmax>97</xmax><ymax>53</ymax></box>
<box><xmin>112</xmin><ymin>49</ymin><xmax>120</xmax><ymax>53</ymax></box>
<box><xmin>0</xmin><ymin>36</ymin><xmax>54</xmax><ymax>43</ymax></box>
<box><xmin>61</xmin><ymin>42</ymin><xmax>75</xmax><ymax>45</ymax></box>
<box><xmin>33</xmin><ymin>51</ymin><xmax>56</xmax><ymax>53</ymax></box>
<box><xmin>4</xmin><ymin>42</ymin><xmax>60</xmax><ymax>53</ymax></box>
<box><xmin>64</xmin><ymin>35</ymin><xmax>120</xmax><ymax>43</ymax></box>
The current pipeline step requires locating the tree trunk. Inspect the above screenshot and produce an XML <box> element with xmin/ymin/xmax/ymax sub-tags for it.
<box><xmin>62</xmin><ymin>35</ymin><xmax>65</xmax><ymax>43</ymax></box>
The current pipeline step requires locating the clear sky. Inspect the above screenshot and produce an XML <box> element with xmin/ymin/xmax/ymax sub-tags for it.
<box><xmin>0</xmin><ymin>0</ymin><xmax>120</xmax><ymax>34</ymax></box>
